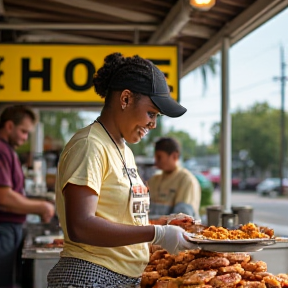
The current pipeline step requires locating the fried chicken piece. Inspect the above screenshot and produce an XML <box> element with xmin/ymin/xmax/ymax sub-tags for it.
<box><xmin>258</xmin><ymin>226</ymin><xmax>274</xmax><ymax>238</ymax></box>
<box><xmin>156</xmin><ymin>257</ymin><xmax>175</xmax><ymax>277</ymax></box>
<box><xmin>225</xmin><ymin>253</ymin><xmax>250</xmax><ymax>264</ymax></box>
<box><xmin>168</xmin><ymin>264</ymin><xmax>187</xmax><ymax>277</ymax></box>
<box><xmin>253</xmin><ymin>272</ymin><xmax>273</xmax><ymax>281</ymax></box>
<box><xmin>175</xmin><ymin>250</ymin><xmax>196</xmax><ymax>264</ymax></box>
<box><xmin>241</xmin><ymin>261</ymin><xmax>267</xmax><ymax>273</ymax></box>
<box><xmin>263</xmin><ymin>275</ymin><xmax>281</xmax><ymax>288</ymax></box>
<box><xmin>277</xmin><ymin>273</ymin><xmax>288</xmax><ymax>280</ymax></box>
<box><xmin>150</xmin><ymin>249</ymin><xmax>169</xmax><ymax>263</ymax></box>
<box><xmin>168</xmin><ymin>215</ymin><xmax>196</xmax><ymax>231</ymax></box>
<box><xmin>186</xmin><ymin>257</ymin><xmax>229</xmax><ymax>272</ymax></box>
<box><xmin>195</xmin><ymin>250</ymin><xmax>226</xmax><ymax>259</ymax></box>
<box><xmin>150</xmin><ymin>245</ymin><xmax>164</xmax><ymax>253</ymax></box>
<box><xmin>153</xmin><ymin>277</ymin><xmax>182</xmax><ymax>288</ymax></box>
<box><xmin>237</xmin><ymin>280</ymin><xmax>266</xmax><ymax>288</ymax></box>
<box><xmin>218</xmin><ymin>263</ymin><xmax>245</xmax><ymax>275</ymax></box>
<box><xmin>144</xmin><ymin>264</ymin><xmax>155</xmax><ymax>272</ymax></box>
<box><xmin>242</xmin><ymin>271</ymin><xmax>254</xmax><ymax>281</ymax></box>
<box><xmin>181</xmin><ymin>283</ymin><xmax>204</xmax><ymax>288</ymax></box>
<box><xmin>141</xmin><ymin>271</ymin><xmax>160</xmax><ymax>287</ymax></box>
<box><xmin>208</xmin><ymin>272</ymin><xmax>242</xmax><ymax>287</ymax></box>
<box><xmin>182</xmin><ymin>270</ymin><xmax>217</xmax><ymax>285</ymax></box>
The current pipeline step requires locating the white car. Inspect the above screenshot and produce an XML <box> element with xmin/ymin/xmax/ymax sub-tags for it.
<box><xmin>256</xmin><ymin>178</ymin><xmax>288</xmax><ymax>197</ymax></box>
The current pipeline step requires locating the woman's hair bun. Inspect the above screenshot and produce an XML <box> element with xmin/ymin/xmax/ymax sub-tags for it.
<box><xmin>93</xmin><ymin>52</ymin><xmax>126</xmax><ymax>98</ymax></box>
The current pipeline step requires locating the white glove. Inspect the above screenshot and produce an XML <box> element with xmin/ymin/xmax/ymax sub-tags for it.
<box><xmin>152</xmin><ymin>225</ymin><xmax>197</xmax><ymax>255</ymax></box>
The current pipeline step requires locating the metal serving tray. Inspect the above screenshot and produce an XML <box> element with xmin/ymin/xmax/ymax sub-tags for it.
<box><xmin>184</xmin><ymin>233</ymin><xmax>288</xmax><ymax>252</ymax></box>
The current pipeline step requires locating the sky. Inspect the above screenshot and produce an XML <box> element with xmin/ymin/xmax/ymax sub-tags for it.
<box><xmin>163</xmin><ymin>7</ymin><xmax>288</xmax><ymax>145</ymax></box>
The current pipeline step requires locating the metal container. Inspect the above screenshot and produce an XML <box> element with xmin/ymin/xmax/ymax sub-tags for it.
<box><xmin>221</xmin><ymin>213</ymin><xmax>239</xmax><ymax>229</ymax></box>
<box><xmin>206</xmin><ymin>205</ymin><xmax>223</xmax><ymax>226</ymax></box>
<box><xmin>231</xmin><ymin>205</ymin><xmax>253</xmax><ymax>225</ymax></box>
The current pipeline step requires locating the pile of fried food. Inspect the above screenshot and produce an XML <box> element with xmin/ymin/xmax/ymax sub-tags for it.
<box><xmin>144</xmin><ymin>214</ymin><xmax>287</xmax><ymax>287</ymax></box>
<box><xmin>199</xmin><ymin>223</ymin><xmax>274</xmax><ymax>240</ymax></box>
<box><xmin>141</xmin><ymin>246</ymin><xmax>288</xmax><ymax>288</ymax></box>
<box><xmin>151</xmin><ymin>214</ymin><xmax>275</xmax><ymax>240</ymax></box>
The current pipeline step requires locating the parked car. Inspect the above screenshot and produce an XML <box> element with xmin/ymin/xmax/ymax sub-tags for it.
<box><xmin>256</xmin><ymin>178</ymin><xmax>288</xmax><ymax>197</ymax></box>
<box><xmin>201</xmin><ymin>167</ymin><xmax>241</xmax><ymax>190</ymax></box>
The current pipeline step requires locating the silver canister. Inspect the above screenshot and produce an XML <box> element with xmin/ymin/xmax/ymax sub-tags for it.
<box><xmin>221</xmin><ymin>213</ymin><xmax>239</xmax><ymax>229</ymax></box>
<box><xmin>206</xmin><ymin>205</ymin><xmax>223</xmax><ymax>227</ymax></box>
<box><xmin>231</xmin><ymin>205</ymin><xmax>253</xmax><ymax>225</ymax></box>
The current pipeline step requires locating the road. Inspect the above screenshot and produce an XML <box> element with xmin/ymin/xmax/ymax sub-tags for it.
<box><xmin>211</xmin><ymin>190</ymin><xmax>288</xmax><ymax>236</ymax></box>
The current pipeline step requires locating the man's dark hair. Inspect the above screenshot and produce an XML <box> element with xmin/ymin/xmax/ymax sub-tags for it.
<box><xmin>0</xmin><ymin>105</ymin><xmax>36</xmax><ymax>129</ymax></box>
<box><xmin>155</xmin><ymin>137</ymin><xmax>181</xmax><ymax>155</ymax></box>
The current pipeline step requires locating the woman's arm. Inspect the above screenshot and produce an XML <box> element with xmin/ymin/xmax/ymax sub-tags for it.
<box><xmin>64</xmin><ymin>183</ymin><xmax>155</xmax><ymax>247</ymax></box>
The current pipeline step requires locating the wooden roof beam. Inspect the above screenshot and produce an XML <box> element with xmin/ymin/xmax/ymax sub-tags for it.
<box><xmin>48</xmin><ymin>0</ymin><xmax>158</xmax><ymax>23</ymax></box>
<box><xmin>0</xmin><ymin>22</ymin><xmax>157</xmax><ymax>31</ymax></box>
<box><xmin>16</xmin><ymin>30</ymin><xmax>120</xmax><ymax>44</ymax></box>
<box><xmin>148</xmin><ymin>0</ymin><xmax>191</xmax><ymax>44</ymax></box>
<box><xmin>181</xmin><ymin>23</ymin><xmax>216</xmax><ymax>39</ymax></box>
<box><xmin>219</xmin><ymin>0</ymin><xmax>251</xmax><ymax>8</ymax></box>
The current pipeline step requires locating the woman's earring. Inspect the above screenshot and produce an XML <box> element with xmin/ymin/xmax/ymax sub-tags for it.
<box><xmin>122</xmin><ymin>104</ymin><xmax>126</xmax><ymax>110</ymax></box>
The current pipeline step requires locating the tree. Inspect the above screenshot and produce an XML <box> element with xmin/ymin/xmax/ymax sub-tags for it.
<box><xmin>39</xmin><ymin>110</ymin><xmax>85</xmax><ymax>145</ymax></box>
<box><xmin>211</xmin><ymin>102</ymin><xmax>288</xmax><ymax>175</ymax></box>
<box><xmin>199</xmin><ymin>56</ymin><xmax>218</xmax><ymax>91</ymax></box>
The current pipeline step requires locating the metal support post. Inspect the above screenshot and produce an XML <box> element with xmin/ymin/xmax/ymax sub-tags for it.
<box><xmin>220</xmin><ymin>37</ymin><xmax>231</xmax><ymax>212</ymax></box>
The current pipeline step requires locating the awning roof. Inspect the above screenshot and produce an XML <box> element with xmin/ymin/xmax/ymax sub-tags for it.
<box><xmin>0</xmin><ymin>0</ymin><xmax>287</xmax><ymax>77</ymax></box>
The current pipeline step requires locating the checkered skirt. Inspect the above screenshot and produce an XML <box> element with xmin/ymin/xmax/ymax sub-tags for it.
<box><xmin>47</xmin><ymin>257</ymin><xmax>141</xmax><ymax>288</ymax></box>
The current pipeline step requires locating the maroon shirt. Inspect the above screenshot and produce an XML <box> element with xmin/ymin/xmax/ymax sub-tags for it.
<box><xmin>0</xmin><ymin>138</ymin><xmax>26</xmax><ymax>223</ymax></box>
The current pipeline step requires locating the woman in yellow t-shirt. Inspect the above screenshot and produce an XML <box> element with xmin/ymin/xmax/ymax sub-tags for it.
<box><xmin>47</xmin><ymin>52</ymin><xmax>195</xmax><ymax>288</ymax></box>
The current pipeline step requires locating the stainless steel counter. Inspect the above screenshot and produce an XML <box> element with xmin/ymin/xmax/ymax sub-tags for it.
<box><xmin>22</xmin><ymin>223</ymin><xmax>62</xmax><ymax>288</ymax></box>
<box><xmin>253</xmin><ymin>242</ymin><xmax>288</xmax><ymax>274</ymax></box>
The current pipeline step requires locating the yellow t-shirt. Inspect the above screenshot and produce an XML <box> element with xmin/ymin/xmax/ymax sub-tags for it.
<box><xmin>148</xmin><ymin>166</ymin><xmax>201</xmax><ymax>218</ymax></box>
<box><xmin>55</xmin><ymin>122</ymin><xmax>149</xmax><ymax>277</ymax></box>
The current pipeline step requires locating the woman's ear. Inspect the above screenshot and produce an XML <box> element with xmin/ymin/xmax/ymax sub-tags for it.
<box><xmin>120</xmin><ymin>89</ymin><xmax>132</xmax><ymax>109</ymax></box>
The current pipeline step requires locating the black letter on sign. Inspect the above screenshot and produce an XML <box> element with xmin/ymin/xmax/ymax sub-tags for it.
<box><xmin>22</xmin><ymin>58</ymin><xmax>51</xmax><ymax>91</ymax></box>
<box><xmin>65</xmin><ymin>59</ymin><xmax>95</xmax><ymax>91</ymax></box>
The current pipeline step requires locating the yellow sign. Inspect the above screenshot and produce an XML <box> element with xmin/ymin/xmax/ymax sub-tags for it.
<box><xmin>0</xmin><ymin>44</ymin><xmax>179</xmax><ymax>104</ymax></box>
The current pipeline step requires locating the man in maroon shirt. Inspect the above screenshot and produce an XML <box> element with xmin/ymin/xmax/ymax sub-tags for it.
<box><xmin>0</xmin><ymin>105</ymin><xmax>55</xmax><ymax>288</ymax></box>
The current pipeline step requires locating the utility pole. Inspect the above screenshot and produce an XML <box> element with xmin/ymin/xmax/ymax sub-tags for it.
<box><xmin>274</xmin><ymin>45</ymin><xmax>287</xmax><ymax>195</ymax></box>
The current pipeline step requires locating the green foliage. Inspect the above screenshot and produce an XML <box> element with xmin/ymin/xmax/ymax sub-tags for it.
<box><xmin>199</xmin><ymin>56</ymin><xmax>218</xmax><ymax>92</ymax></box>
<box><xmin>40</xmin><ymin>110</ymin><xmax>85</xmax><ymax>145</ymax></box>
<box><xmin>210</xmin><ymin>102</ymin><xmax>288</xmax><ymax>174</ymax></box>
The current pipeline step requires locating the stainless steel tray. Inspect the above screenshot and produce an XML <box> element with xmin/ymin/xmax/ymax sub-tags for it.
<box><xmin>183</xmin><ymin>233</ymin><xmax>288</xmax><ymax>252</ymax></box>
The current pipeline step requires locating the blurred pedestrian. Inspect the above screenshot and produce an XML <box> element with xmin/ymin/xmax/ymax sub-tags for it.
<box><xmin>0</xmin><ymin>105</ymin><xmax>55</xmax><ymax>288</ymax></box>
<box><xmin>148</xmin><ymin>137</ymin><xmax>201</xmax><ymax>219</ymax></box>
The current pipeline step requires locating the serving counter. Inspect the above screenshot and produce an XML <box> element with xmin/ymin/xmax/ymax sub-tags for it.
<box><xmin>22</xmin><ymin>222</ymin><xmax>62</xmax><ymax>288</ymax></box>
